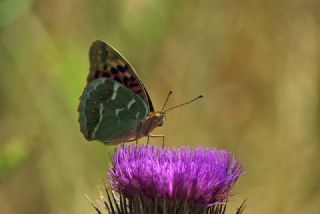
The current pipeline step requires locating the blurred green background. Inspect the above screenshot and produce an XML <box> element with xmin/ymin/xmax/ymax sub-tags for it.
<box><xmin>1</xmin><ymin>0</ymin><xmax>320</xmax><ymax>213</ymax></box>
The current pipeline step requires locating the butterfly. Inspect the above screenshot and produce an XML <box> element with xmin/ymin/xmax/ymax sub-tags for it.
<box><xmin>78</xmin><ymin>40</ymin><xmax>203</xmax><ymax>145</ymax></box>
<box><xmin>78</xmin><ymin>40</ymin><xmax>167</xmax><ymax>145</ymax></box>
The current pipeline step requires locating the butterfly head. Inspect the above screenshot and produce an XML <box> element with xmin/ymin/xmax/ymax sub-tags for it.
<box><xmin>156</xmin><ymin>112</ymin><xmax>166</xmax><ymax>126</ymax></box>
<box><xmin>149</xmin><ymin>111</ymin><xmax>166</xmax><ymax>127</ymax></box>
<box><xmin>145</xmin><ymin>92</ymin><xmax>203</xmax><ymax>133</ymax></box>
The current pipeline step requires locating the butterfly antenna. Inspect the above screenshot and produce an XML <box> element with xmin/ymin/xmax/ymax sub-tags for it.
<box><xmin>161</xmin><ymin>91</ymin><xmax>173</xmax><ymax>112</ymax></box>
<box><xmin>164</xmin><ymin>95</ymin><xmax>203</xmax><ymax>113</ymax></box>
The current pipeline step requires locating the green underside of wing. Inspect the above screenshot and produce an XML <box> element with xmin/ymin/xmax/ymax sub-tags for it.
<box><xmin>78</xmin><ymin>78</ymin><xmax>148</xmax><ymax>143</ymax></box>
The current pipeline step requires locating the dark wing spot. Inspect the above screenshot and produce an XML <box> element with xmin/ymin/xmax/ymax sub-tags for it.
<box><xmin>128</xmin><ymin>79</ymin><xmax>139</xmax><ymax>87</ymax></box>
<box><xmin>111</xmin><ymin>67</ymin><xmax>118</xmax><ymax>74</ymax></box>
<box><xmin>102</xmin><ymin>72</ymin><xmax>110</xmax><ymax>78</ymax></box>
<box><xmin>113</xmin><ymin>76</ymin><xmax>121</xmax><ymax>83</ymax></box>
<box><xmin>117</xmin><ymin>65</ymin><xmax>126</xmax><ymax>72</ymax></box>
<box><xmin>123</xmin><ymin>77</ymin><xmax>130</xmax><ymax>86</ymax></box>
<box><xmin>130</xmin><ymin>83</ymin><xmax>139</xmax><ymax>87</ymax></box>
<box><xmin>129</xmin><ymin>76</ymin><xmax>136</xmax><ymax>81</ymax></box>
<box><xmin>135</xmin><ymin>89</ymin><xmax>142</xmax><ymax>94</ymax></box>
<box><xmin>94</xmin><ymin>70</ymin><xmax>100</xmax><ymax>78</ymax></box>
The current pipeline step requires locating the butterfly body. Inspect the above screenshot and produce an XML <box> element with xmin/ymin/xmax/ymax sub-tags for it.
<box><xmin>121</xmin><ymin>111</ymin><xmax>165</xmax><ymax>144</ymax></box>
<box><xmin>78</xmin><ymin>40</ymin><xmax>164</xmax><ymax>144</ymax></box>
<box><xmin>138</xmin><ymin>112</ymin><xmax>165</xmax><ymax>136</ymax></box>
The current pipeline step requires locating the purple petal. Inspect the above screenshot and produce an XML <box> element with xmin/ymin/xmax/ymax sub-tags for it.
<box><xmin>109</xmin><ymin>145</ymin><xmax>244</xmax><ymax>207</ymax></box>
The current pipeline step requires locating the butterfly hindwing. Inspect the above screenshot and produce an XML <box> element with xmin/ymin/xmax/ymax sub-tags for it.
<box><xmin>79</xmin><ymin>78</ymin><xmax>148</xmax><ymax>143</ymax></box>
<box><xmin>88</xmin><ymin>40</ymin><xmax>154</xmax><ymax>111</ymax></box>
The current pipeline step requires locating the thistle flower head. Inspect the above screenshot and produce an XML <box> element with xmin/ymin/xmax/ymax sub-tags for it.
<box><xmin>109</xmin><ymin>145</ymin><xmax>243</xmax><ymax>209</ymax></box>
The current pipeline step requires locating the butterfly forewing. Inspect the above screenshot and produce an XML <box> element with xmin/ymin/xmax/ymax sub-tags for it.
<box><xmin>88</xmin><ymin>40</ymin><xmax>154</xmax><ymax>111</ymax></box>
<box><xmin>79</xmin><ymin>78</ymin><xmax>148</xmax><ymax>143</ymax></box>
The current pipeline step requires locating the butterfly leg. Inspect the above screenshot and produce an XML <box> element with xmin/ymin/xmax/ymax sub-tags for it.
<box><xmin>135</xmin><ymin>122</ymin><xmax>143</xmax><ymax>147</ymax></box>
<box><xmin>146</xmin><ymin>135</ymin><xmax>150</xmax><ymax>146</ymax></box>
<box><xmin>146</xmin><ymin>135</ymin><xmax>155</xmax><ymax>146</ymax></box>
<box><xmin>147</xmin><ymin>134</ymin><xmax>165</xmax><ymax>148</ymax></box>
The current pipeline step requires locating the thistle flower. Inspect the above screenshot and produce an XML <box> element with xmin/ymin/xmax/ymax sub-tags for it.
<box><xmin>92</xmin><ymin>145</ymin><xmax>245</xmax><ymax>214</ymax></box>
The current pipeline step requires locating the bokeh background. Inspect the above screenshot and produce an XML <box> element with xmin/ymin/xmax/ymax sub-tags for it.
<box><xmin>1</xmin><ymin>0</ymin><xmax>320</xmax><ymax>213</ymax></box>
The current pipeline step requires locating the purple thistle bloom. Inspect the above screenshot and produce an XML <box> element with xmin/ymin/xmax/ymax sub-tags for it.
<box><xmin>109</xmin><ymin>145</ymin><xmax>244</xmax><ymax>208</ymax></box>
